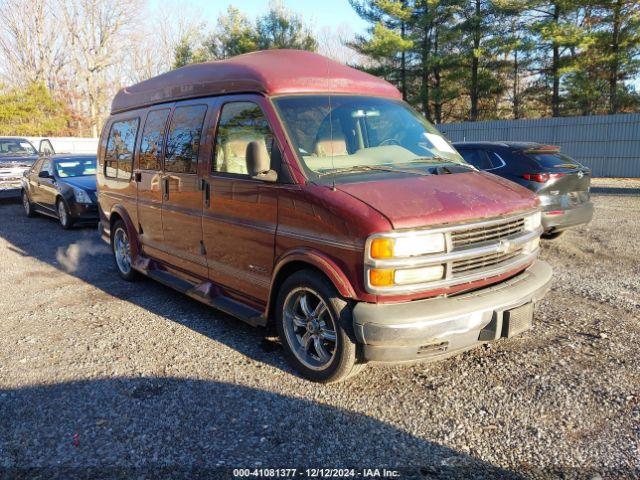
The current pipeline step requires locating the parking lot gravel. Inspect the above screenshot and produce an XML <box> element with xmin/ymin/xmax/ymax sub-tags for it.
<box><xmin>0</xmin><ymin>185</ymin><xmax>638</xmax><ymax>479</ymax></box>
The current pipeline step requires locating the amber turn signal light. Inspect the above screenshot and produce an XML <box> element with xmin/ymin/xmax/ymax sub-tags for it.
<box><xmin>369</xmin><ymin>268</ymin><xmax>394</xmax><ymax>287</ymax></box>
<box><xmin>370</xmin><ymin>238</ymin><xmax>394</xmax><ymax>259</ymax></box>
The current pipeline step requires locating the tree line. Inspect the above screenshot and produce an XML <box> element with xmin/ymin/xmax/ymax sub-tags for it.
<box><xmin>0</xmin><ymin>0</ymin><xmax>638</xmax><ymax>137</ymax></box>
<box><xmin>172</xmin><ymin>5</ymin><xmax>318</xmax><ymax>68</ymax></box>
<box><xmin>349</xmin><ymin>0</ymin><xmax>640</xmax><ymax>123</ymax></box>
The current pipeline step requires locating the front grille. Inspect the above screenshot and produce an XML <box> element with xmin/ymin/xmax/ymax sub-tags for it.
<box><xmin>451</xmin><ymin>217</ymin><xmax>525</xmax><ymax>248</ymax></box>
<box><xmin>365</xmin><ymin>211</ymin><xmax>540</xmax><ymax>295</ymax></box>
<box><xmin>452</xmin><ymin>248</ymin><xmax>523</xmax><ymax>274</ymax></box>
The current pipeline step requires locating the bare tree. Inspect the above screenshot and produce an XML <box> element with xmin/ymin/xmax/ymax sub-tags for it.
<box><xmin>123</xmin><ymin>1</ymin><xmax>206</xmax><ymax>84</ymax></box>
<box><xmin>0</xmin><ymin>0</ymin><xmax>68</xmax><ymax>89</ymax></box>
<box><xmin>316</xmin><ymin>24</ymin><xmax>369</xmax><ymax>66</ymax></box>
<box><xmin>61</xmin><ymin>0</ymin><xmax>143</xmax><ymax>137</ymax></box>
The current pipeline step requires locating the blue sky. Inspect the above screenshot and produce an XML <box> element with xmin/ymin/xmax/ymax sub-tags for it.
<box><xmin>150</xmin><ymin>0</ymin><xmax>368</xmax><ymax>34</ymax></box>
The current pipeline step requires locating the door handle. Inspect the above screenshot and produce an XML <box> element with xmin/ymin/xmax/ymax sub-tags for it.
<box><xmin>204</xmin><ymin>180</ymin><xmax>210</xmax><ymax>208</ymax></box>
<box><xmin>162</xmin><ymin>177</ymin><xmax>169</xmax><ymax>200</ymax></box>
<box><xmin>134</xmin><ymin>172</ymin><xmax>142</xmax><ymax>182</ymax></box>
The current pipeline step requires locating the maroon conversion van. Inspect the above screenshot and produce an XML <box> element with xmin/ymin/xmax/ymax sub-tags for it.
<box><xmin>97</xmin><ymin>50</ymin><xmax>552</xmax><ymax>382</ymax></box>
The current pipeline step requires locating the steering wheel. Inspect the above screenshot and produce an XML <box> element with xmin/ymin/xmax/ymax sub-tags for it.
<box><xmin>379</xmin><ymin>138</ymin><xmax>401</xmax><ymax>146</ymax></box>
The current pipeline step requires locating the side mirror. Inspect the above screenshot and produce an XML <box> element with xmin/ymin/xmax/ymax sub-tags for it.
<box><xmin>38</xmin><ymin>170</ymin><xmax>52</xmax><ymax>179</ymax></box>
<box><xmin>246</xmin><ymin>140</ymin><xmax>278</xmax><ymax>182</ymax></box>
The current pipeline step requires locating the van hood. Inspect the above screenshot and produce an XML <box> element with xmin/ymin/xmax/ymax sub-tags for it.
<box><xmin>336</xmin><ymin>171</ymin><xmax>538</xmax><ymax>230</ymax></box>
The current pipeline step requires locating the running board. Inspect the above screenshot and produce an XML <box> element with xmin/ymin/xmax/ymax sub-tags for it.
<box><xmin>146</xmin><ymin>269</ymin><xmax>267</xmax><ymax>327</ymax></box>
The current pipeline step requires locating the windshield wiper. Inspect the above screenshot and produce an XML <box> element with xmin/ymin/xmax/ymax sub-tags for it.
<box><xmin>318</xmin><ymin>165</ymin><xmax>431</xmax><ymax>177</ymax></box>
<box><xmin>410</xmin><ymin>156</ymin><xmax>477</xmax><ymax>171</ymax></box>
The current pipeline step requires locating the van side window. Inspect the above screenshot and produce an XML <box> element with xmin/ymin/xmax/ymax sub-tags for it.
<box><xmin>104</xmin><ymin>118</ymin><xmax>140</xmax><ymax>180</ymax></box>
<box><xmin>213</xmin><ymin>102</ymin><xmax>274</xmax><ymax>176</ymax></box>
<box><xmin>139</xmin><ymin>109</ymin><xmax>170</xmax><ymax>171</ymax></box>
<box><xmin>164</xmin><ymin>105</ymin><xmax>207</xmax><ymax>174</ymax></box>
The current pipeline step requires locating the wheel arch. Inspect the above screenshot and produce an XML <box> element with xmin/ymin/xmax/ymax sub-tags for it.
<box><xmin>266</xmin><ymin>249</ymin><xmax>356</xmax><ymax>324</ymax></box>
<box><xmin>108</xmin><ymin>205</ymin><xmax>141</xmax><ymax>261</ymax></box>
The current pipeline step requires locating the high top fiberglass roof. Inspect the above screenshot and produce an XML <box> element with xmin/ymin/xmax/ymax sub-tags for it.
<box><xmin>111</xmin><ymin>49</ymin><xmax>401</xmax><ymax>114</ymax></box>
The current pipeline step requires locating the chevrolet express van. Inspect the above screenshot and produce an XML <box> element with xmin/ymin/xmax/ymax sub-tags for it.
<box><xmin>98</xmin><ymin>50</ymin><xmax>552</xmax><ymax>382</ymax></box>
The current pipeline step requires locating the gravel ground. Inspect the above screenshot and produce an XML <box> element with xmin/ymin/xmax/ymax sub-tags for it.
<box><xmin>0</xmin><ymin>187</ymin><xmax>638</xmax><ymax>479</ymax></box>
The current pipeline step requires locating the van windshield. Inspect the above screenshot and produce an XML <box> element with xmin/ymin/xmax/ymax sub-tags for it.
<box><xmin>273</xmin><ymin>95</ymin><xmax>467</xmax><ymax>180</ymax></box>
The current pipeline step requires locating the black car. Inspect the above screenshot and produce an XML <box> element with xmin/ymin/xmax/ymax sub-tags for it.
<box><xmin>453</xmin><ymin>142</ymin><xmax>593</xmax><ymax>238</ymax></box>
<box><xmin>21</xmin><ymin>155</ymin><xmax>98</xmax><ymax>229</ymax></box>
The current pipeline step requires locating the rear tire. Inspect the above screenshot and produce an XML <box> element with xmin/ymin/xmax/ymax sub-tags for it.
<box><xmin>22</xmin><ymin>190</ymin><xmax>35</xmax><ymax>218</ymax></box>
<box><xmin>542</xmin><ymin>231</ymin><xmax>564</xmax><ymax>240</ymax></box>
<box><xmin>57</xmin><ymin>198</ymin><xmax>73</xmax><ymax>229</ymax></box>
<box><xmin>275</xmin><ymin>270</ymin><xmax>363</xmax><ymax>383</ymax></box>
<box><xmin>111</xmin><ymin>219</ymin><xmax>139</xmax><ymax>281</ymax></box>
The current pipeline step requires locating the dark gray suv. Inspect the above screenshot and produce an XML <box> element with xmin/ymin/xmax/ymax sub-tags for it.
<box><xmin>454</xmin><ymin>142</ymin><xmax>593</xmax><ymax>238</ymax></box>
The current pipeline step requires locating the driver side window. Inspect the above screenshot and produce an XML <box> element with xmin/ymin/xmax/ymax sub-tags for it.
<box><xmin>213</xmin><ymin>102</ymin><xmax>274</xmax><ymax>176</ymax></box>
<box><xmin>40</xmin><ymin>159</ymin><xmax>52</xmax><ymax>176</ymax></box>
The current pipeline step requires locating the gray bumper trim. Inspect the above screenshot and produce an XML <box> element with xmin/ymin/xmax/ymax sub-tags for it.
<box><xmin>542</xmin><ymin>202</ymin><xmax>593</xmax><ymax>231</ymax></box>
<box><xmin>351</xmin><ymin>260</ymin><xmax>552</xmax><ymax>361</ymax></box>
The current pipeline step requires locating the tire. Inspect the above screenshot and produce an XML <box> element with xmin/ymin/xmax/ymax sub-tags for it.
<box><xmin>275</xmin><ymin>270</ymin><xmax>363</xmax><ymax>383</ymax></box>
<box><xmin>542</xmin><ymin>231</ymin><xmax>564</xmax><ymax>240</ymax></box>
<box><xmin>57</xmin><ymin>198</ymin><xmax>74</xmax><ymax>229</ymax></box>
<box><xmin>111</xmin><ymin>219</ymin><xmax>139</xmax><ymax>281</ymax></box>
<box><xmin>22</xmin><ymin>190</ymin><xmax>35</xmax><ymax>218</ymax></box>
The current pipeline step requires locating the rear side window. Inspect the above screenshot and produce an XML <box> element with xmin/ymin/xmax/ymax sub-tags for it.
<box><xmin>104</xmin><ymin>118</ymin><xmax>140</xmax><ymax>180</ymax></box>
<box><xmin>139</xmin><ymin>109</ymin><xmax>170</xmax><ymax>171</ymax></box>
<box><xmin>213</xmin><ymin>102</ymin><xmax>274</xmax><ymax>176</ymax></box>
<box><xmin>459</xmin><ymin>149</ymin><xmax>493</xmax><ymax>170</ymax></box>
<box><xmin>486</xmin><ymin>151</ymin><xmax>506</xmax><ymax>169</ymax></box>
<box><xmin>164</xmin><ymin>105</ymin><xmax>207</xmax><ymax>174</ymax></box>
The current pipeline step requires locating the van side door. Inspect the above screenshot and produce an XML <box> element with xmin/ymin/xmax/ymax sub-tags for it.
<box><xmin>160</xmin><ymin>101</ymin><xmax>210</xmax><ymax>278</ymax></box>
<box><xmin>202</xmin><ymin>96</ymin><xmax>280</xmax><ymax>303</ymax></box>
<box><xmin>135</xmin><ymin>107</ymin><xmax>171</xmax><ymax>259</ymax></box>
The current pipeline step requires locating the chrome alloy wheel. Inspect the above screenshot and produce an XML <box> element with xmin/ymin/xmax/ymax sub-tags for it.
<box><xmin>22</xmin><ymin>191</ymin><xmax>30</xmax><ymax>215</ymax></box>
<box><xmin>113</xmin><ymin>227</ymin><xmax>132</xmax><ymax>275</ymax></box>
<box><xmin>58</xmin><ymin>201</ymin><xmax>69</xmax><ymax>227</ymax></box>
<box><xmin>283</xmin><ymin>287</ymin><xmax>337</xmax><ymax>371</ymax></box>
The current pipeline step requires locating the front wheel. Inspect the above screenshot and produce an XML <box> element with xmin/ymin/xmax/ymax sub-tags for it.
<box><xmin>111</xmin><ymin>220</ymin><xmax>139</xmax><ymax>281</ymax></box>
<box><xmin>542</xmin><ymin>231</ymin><xmax>564</xmax><ymax>240</ymax></box>
<box><xmin>275</xmin><ymin>270</ymin><xmax>364</xmax><ymax>383</ymax></box>
<box><xmin>22</xmin><ymin>190</ymin><xmax>35</xmax><ymax>218</ymax></box>
<box><xmin>57</xmin><ymin>198</ymin><xmax>73</xmax><ymax>229</ymax></box>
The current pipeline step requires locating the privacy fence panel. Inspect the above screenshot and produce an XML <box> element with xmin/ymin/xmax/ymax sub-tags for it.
<box><xmin>438</xmin><ymin>113</ymin><xmax>640</xmax><ymax>178</ymax></box>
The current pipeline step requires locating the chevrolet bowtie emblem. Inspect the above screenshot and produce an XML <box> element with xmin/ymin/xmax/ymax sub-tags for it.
<box><xmin>497</xmin><ymin>239</ymin><xmax>512</xmax><ymax>254</ymax></box>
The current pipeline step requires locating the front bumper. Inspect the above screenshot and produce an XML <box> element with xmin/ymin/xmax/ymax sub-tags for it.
<box><xmin>542</xmin><ymin>202</ymin><xmax>593</xmax><ymax>232</ymax></box>
<box><xmin>0</xmin><ymin>187</ymin><xmax>21</xmax><ymax>199</ymax></box>
<box><xmin>352</xmin><ymin>260</ymin><xmax>553</xmax><ymax>363</ymax></box>
<box><xmin>69</xmin><ymin>202</ymin><xmax>99</xmax><ymax>223</ymax></box>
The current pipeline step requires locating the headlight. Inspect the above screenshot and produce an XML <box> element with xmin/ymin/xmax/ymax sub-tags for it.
<box><xmin>524</xmin><ymin>211</ymin><xmax>542</xmax><ymax>231</ymax></box>
<box><xmin>73</xmin><ymin>187</ymin><xmax>92</xmax><ymax>203</ymax></box>
<box><xmin>370</xmin><ymin>232</ymin><xmax>446</xmax><ymax>259</ymax></box>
